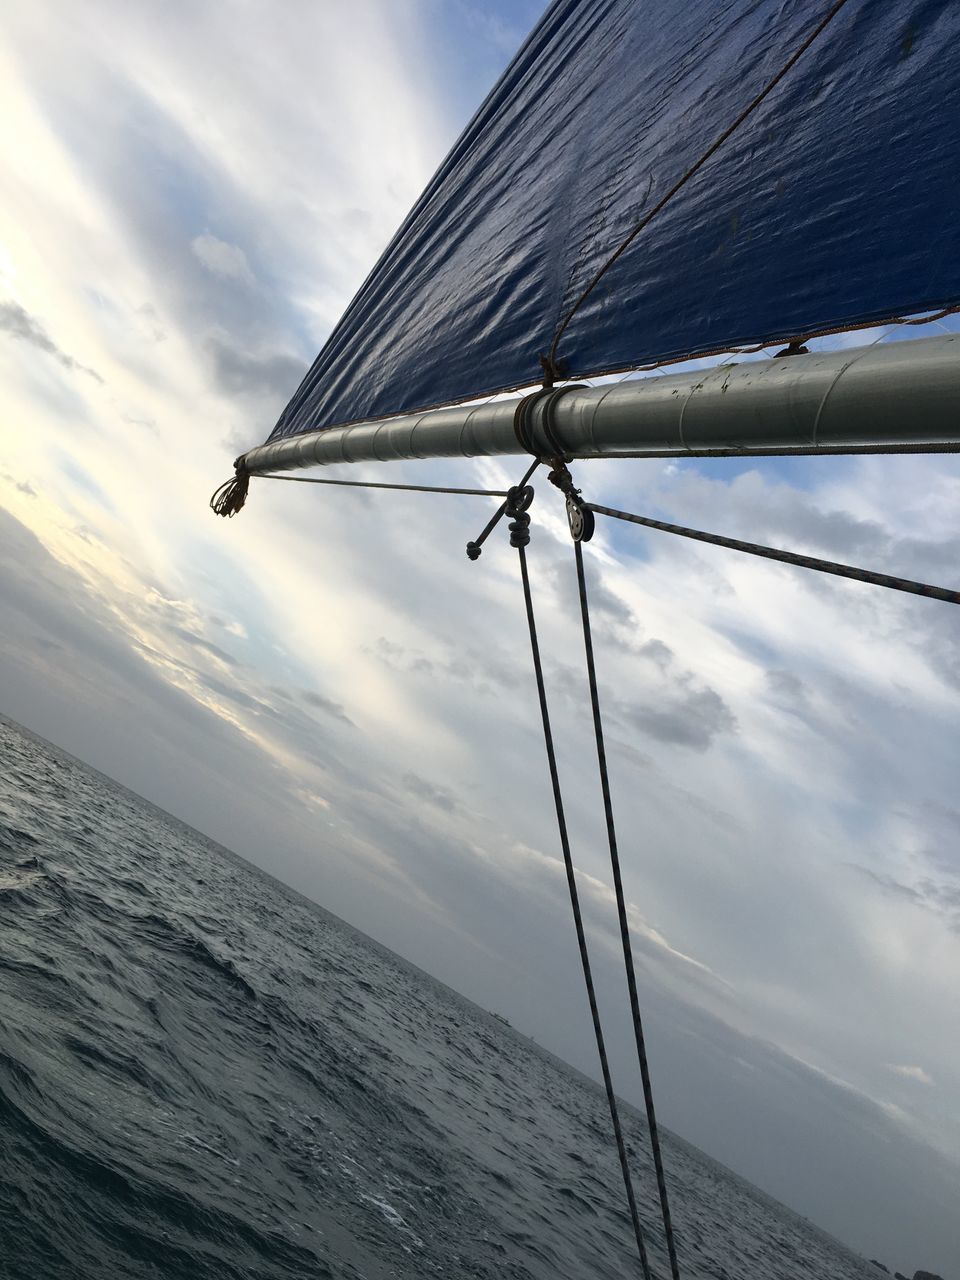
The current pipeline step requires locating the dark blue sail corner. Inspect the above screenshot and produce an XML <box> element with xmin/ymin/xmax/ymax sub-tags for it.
<box><xmin>265</xmin><ymin>0</ymin><xmax>960</xmax><ymax>444</ymax></box>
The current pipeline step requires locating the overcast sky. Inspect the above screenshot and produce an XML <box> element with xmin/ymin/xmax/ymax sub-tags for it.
<box><xmin>1</xmin><ymin>3</ymin><xmax>959</xmax><ymax>1276</ymax></box>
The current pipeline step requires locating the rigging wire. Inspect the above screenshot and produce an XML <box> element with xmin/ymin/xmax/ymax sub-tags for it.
<box><xmin>575</xmin><ymin>441</ymin><xmax>960</xmax><ymax>460</ymax></box>
<box><xmin>547</xmin><ymin>0</ymin><xmax>852</xmax><ymax>374</ymax></box>
<box><xmin>587</xmin><ymin>505</ymin><xmax>960</xmax><ymax>606</ymax></box>
<box><xmin>507</xmin><ymin>488</ymin><xmax>654</xmax><ymax>1280</ymax></box>
<box><xmin>259</xmin><ymin>474</ymin><xmax>511</xmax><ymax>497</ymax></box>
<box><xmin>573</xmin><ymin>537</ymin><xmax>681</xmax><ymax>1280</ymax></box>
<box><xmin>212</xmin><ymin>460</ymin><xmax>528</xmax><ymax>518</ymax></box>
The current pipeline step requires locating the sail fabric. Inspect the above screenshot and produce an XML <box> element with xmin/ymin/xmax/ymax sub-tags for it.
<box><xmin>266</xmin><ymin>0</ymin><xmax>960</xmax><ymax>444</ymax></box>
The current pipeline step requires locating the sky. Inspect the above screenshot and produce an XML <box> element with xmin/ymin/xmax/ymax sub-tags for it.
<box><xmin>1</xmin><ymin>2</ymin><xmax>959</xmax><ymax>1275</ymax></box>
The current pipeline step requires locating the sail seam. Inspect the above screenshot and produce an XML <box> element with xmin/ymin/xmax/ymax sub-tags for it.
<box><xmin>545</xmin><ymin>0</ymin><xmax>855</xmax><ymax>375</ymax></box>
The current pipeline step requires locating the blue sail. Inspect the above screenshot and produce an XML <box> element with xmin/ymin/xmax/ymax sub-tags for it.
<box><xmin>266</xmin><ymin>0</ymin><xmax>960</xmax><ymax>444</ymax></box>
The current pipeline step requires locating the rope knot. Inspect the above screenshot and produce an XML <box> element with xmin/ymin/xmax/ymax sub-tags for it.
<box><xmin>538</xmin><ymin>352</ymin><xmax>569</xmax><ymax>390</ymax></box>
<box><xmin>773</xmin><ymin>339</ymin><xmax>810</xmax><ymax>358</ymax></box>
<box><xmin>505</xmin><ymin>484</ymin><xmax>534</xmax><ymax>548</ymax></box>
<box><xmin>546</xmin><ymin>462</ymin><xmax>578</xmax><ymax>499</ymax></box>
<box><xmin>210</xmin><ymin>457</ymin><xmax>250</xmax><ymax>518</ymax></box>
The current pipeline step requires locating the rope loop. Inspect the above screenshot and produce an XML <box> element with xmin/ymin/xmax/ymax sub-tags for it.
<box><xmin>513</xmin><ymin>384</ymin><xmax>587</xmax><ymax>461</ymax></box>
<box><xmin>513</xmin><ymin>388</ymin><xmax>553</xmax><ymax>456</ymax></box>
<box><xmin>210</xmin><ymin>457</ymin><xmax>250</xmax><ymax>518</ymax></box>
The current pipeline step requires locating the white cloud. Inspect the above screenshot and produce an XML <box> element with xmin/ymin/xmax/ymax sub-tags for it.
<box><xmin>191</xmin><ymin>232</ymin><xmax>255</xmax><ymax>285</ymax></box>
<box><xmin>889</xmin><ymin>1064</ymin><xmax>935</xmax><ymax>1086</ymax></box>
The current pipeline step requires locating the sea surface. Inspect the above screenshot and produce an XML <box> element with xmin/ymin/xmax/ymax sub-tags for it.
<box><xmin>0</xmin><ymin>714</ymin><xmax>881</xmax><ymax>1280</ymax></box>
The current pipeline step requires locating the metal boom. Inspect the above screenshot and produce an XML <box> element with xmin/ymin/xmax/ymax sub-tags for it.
<box><xmin>241</xmin><ymin>335</ymin><xmax>960</xmax><ymax>475</ymax></box>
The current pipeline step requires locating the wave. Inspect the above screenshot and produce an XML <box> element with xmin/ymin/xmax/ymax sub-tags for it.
<box><xmin>0</xmin><ymin>1059</ymin><xmax>339</xmax><ymax>1280</ymax></box>
<box><xmin>0</xmin><ymin>822</ymin><xmax>40</xmax><ymax>852</ymax></box>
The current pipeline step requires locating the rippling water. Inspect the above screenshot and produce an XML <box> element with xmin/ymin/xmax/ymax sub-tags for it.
<box><xmin>0</xmin><ymin>714</ymin><xmax>880</xmax><ymax>1279</ymax></box>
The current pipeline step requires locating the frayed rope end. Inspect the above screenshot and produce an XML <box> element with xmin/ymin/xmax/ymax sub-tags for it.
<box><xmin>210</xmin><ymin>458</ymin><xmax>250</xmax><ymax>518</ymax></box>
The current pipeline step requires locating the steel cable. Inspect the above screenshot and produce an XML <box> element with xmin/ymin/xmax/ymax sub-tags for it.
<box><xmin>260</xmin><ymin>474</ymin><xmax>510</xmax><ymax>497</ymax></box>
<box><xmin>574</xmin><ymin>539</ymin><xmax>681</xmax><ymax>1280</ymax></box>
<box><xmin>587</xmin><ymin>505</ymin><xmax>960</xmax><ymax>606</ymax></box>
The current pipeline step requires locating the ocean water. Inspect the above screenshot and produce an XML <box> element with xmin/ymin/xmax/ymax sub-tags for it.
<box><xmin>0</xmin><ymin>713</ymin><xmax>880</xmax><ymax>1280</ymax></box>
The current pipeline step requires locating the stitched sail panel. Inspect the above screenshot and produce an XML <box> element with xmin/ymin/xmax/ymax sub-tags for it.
<box><xmin>266</xmin><ymin>0</ymin><xmax>960</xmax><ymax>444</ymax></box>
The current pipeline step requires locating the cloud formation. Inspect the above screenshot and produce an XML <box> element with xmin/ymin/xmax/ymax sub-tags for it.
<box><xmin>889</xmin><ymin>1065</ymin><xmax>934</xmax><ymax>1086</ymax></box>
<box><xmin>0</xmin><ymin>300</ymin><xmax>103</xmax><ymax>382</ymax></box>
<box><xmin>191</xmin><ymin>232</ymin><xmax>255</xmax><ymax>285</ymax></box>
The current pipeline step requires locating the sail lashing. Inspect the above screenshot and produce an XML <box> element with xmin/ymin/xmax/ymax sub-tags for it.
<box><xmin>241</xmin><ymin>334</ymin><xmax>960</xmax><ymax>475</ymax></box>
